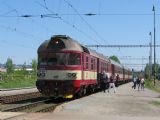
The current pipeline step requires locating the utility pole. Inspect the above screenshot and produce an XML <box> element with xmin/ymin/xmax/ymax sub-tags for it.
<box><xmin>149</xmin><ymin>32</ymin><xmax>152</xmax><ymax>80</ymax></box>
<box><xmin>152</xmin><ymin>6</ymin><xmax>156</xmax><ymax>86</ymax></box>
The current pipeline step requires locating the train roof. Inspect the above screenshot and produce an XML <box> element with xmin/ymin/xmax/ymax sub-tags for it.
<box><xmin>38</xmin><ymin>35</ymin><xmax>109</xmax><ymax>61</ymax></box>
<box><xmin>110</xmin><ymin>59</ymin><xmax>132</xmax><ymax>71</ymax></box>
<box><xmin>38</xmin><ymin>40</ymin><xmax>49</xmax><ymax>52</ymax></box>
<box><xmin>38</xmin><ymin>35</ymin><xmax>83</xmax><ymax>53</ymax></box>
<box><xmin>110</xmin><ymin>59</ymin><xmax>123</xmax><ymax>68</ymax></box>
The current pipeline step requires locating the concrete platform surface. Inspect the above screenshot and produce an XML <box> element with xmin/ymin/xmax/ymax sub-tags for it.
<box><xmin>1</xmin><ymin>82</ymin><xmax>160</xmax><ymax>120</ymax></box>
<box><xmin>0</xmin><ymin>88</ymin><xmax>38</xmax><ymax>97</ymax></box>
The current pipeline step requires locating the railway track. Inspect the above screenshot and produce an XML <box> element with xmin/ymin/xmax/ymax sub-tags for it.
<box><xmin>1</xmin><ymin>98</ymin><xmax>64</xmax><ymax>113</ymax></box>
<box><xmin>0</xmin><ymin>92</ymin><xmax>43</xmax><ymax>104</ymax></box>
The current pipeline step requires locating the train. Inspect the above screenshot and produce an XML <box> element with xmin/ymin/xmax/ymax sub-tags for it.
<box><xmin>36</xmin><ymin>35</ymin><xmax>132</xmax><ymax>98</ymax></box>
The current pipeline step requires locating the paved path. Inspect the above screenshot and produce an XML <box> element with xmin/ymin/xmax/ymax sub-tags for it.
<box><xmin>1</xmin><ymin>82</ymin><xmax>160</xmax><ymax>120</ymax></box>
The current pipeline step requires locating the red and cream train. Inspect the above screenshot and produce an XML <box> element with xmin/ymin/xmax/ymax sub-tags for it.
<box><xmin>36</xmin><ymin>35</ymin><xmax>132</xmax><ymax>98</ymax></box>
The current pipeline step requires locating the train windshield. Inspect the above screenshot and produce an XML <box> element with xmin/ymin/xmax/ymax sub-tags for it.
<box><xmin>38</xmin><ymin>53</ymin><xmax>81</xmax><ymax>65</ymax></box>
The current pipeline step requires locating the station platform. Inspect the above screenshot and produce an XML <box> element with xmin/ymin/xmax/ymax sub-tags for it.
<box><xmin>1</xmin><ymin>82</ymin><xmax>160</xmax><ymax>120</ymax></box>
<box><xmin>0</xmin><ymin>88</ymin><xmax>38</xmax><ymax>97</ymax></box>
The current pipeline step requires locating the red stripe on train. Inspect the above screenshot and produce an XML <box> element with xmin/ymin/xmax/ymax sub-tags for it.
<box><xmin>37</xmin><ymin>79</ymin><xmax>97</xmax><ymax>87</ymax></box>
<box><xmin>38</xmin><ymin>65</ymin><xmax>82</xmax><ymax>70</ymax></box>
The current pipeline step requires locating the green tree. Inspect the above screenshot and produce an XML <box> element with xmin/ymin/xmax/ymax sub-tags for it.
<box><xmin>109</xmin><ymin>55</ymin><xmax>121</xmax><ymax>64</ymax></box>
<box><xmin>22</xmin><ymin>62</ymin><xmax>27</xmax><ymax>75</ymax></box>
<box><xmin>154</xmin><ymin>63</ymin><xmax>159</xmax><ymax>78</ymax></box>
<box><xmin>149</xmin><ymin>63</ymin><xmax>160</xmax><ymax>79</ymax></box>
<box><xmin>22</xmin><ymin>62</ymin><xmax>26</xmax><ymax>71</ymax></box>
<box><xmin>144</xmin><ymin>64</ymin><xmax>150</xmax><ymax>79</ymax></box>
<box><xmin>6</xmin><ymin>57</ymin><xmax>14</xmax><ymax>74</ymax></box>
<box><xmin>31</xmin><ymin>59</ymin><xmax>37</xmax><ymax>74</ymax></box>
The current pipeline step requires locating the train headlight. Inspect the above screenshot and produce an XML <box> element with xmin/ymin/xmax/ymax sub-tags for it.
<box><xmin>37</xmin><ymin>69</ymin><xmax>46</xmax><ymax>78</ymax></box>
<box><xmin>67</xmin><ymin>73</ymin><xmax>77</xmax><ymax>78</ymax></box>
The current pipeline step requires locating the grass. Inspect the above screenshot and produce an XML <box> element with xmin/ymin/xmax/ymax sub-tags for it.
<box><xmin>0</xmin><ymin>71</ymin><xmax>37</xmax><ymax>89</ymax></box>
<box><xmin>150</xmin><ymin>101</ymin><xmax>160</xmax><ymax>107</ymax></box>
<box><xmin>0</xmin><ymin>76</ymin><xmax>37</xmax><ymax>89</ymax></box>
<box><xmin>145</xmin><ymin>79</ymin><xmax>160</xmax><ymax>93</ymax></box>
<box><xmin>143</xmin><ymin>79</ymin><xmax>160</xmax><ymax>107</ymax></box>
<box><xmin>152</xmin><ymin>101</ymin><xmax>160</xmax><ymax>106</ymax></box>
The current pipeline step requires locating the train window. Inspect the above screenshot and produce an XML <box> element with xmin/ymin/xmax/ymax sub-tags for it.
<box><xmin>93</xmin><ymin>59</ymin><xmax>96</xmax><ymax>70</ymax></box>
<box><xmin>39</xmin><ymin>52</ymin><xmax>81</xmax><ymax>66</ymax></box>
<box><xmin>57</xmin><ymin>53</ymin><xmax>66</xmax><ymax>65</ymax></box>
<box><xmin>46</xmin><ymin>53</ymin><xmax>66</xmax><ymax>65</ymax></box>
<box><xmin>106</xmin><ymin>63</ymin><xmax>108</xmax><ymax>71</ymax></box>
<box><xmin>68</xmin><ymin>53</ymin><xmax>80</xmax><ymax>65</ymax></box>
<box><xmin>86</xmin><ymin>56</ymin><xmax>89</xmax><ymax>69</ymax></box>
<box><xmin>38</xmin><ymin>53</ymin><xmax>47</xmax><ymax>65</ymax></box>
<box><xmin>91</xmin><ymin>58</ymin><xmax>94</xmax><ymax>70</ymax></box>
<box><xmin>104</xmin><ymin>63</ymin><xmax>106</xmax><ymax>71</ymax></box>
<box><xmin>100</xmin><ymin>62</ymin><xmax>102</xmax><ymax>72</ymax></box>
<box><xmin>39</xmin><ymin>58</ymin><xmax>47</xmax><ymax>65</ymax></box>
<box><xmin>48</xmin><ymin>58</ymin><xmax>57</xmax><ymax>65</ymax></box>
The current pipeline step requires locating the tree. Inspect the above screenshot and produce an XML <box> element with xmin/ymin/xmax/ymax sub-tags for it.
<box><xmin>109</xmin><ymin>55</ymin><xmax>121</xmax><ymax>64</ymax></box>
<box><xmin>22</xmin><ymin>62</ymin><xmax>26</xmax><ymax>71</ymax></box>
<box><xmin>144</xmin><ymin>64</ymin><xmax>150</xmax><ymax>79</ymax></box>
<box><xmin>158</xmin><ymin>67</ymin><xmax>160</xmax><ymax>80</ymax></box>
<box><xmin>6</xmin><ymin>57</ymin><xmax>14</xmax><ymax>74</ymax></box>
<box><xmin>31</xmin><ymin>59</ymin><xmax>37</xmax><ymax>74</ymax></box>
<box><xmin>154</xmin><ymin>63</ymin><xmax>159</xmax><ymax>79</ymax></box>
<box><xmin>145</xmin><ymin>63</ymin><xmax>160</xmax><ymax>79</ymax></box>
<box><xmin>22</xmin><ymin>62</ymin><xmax>27</xmax><ymax>75</ymax></box>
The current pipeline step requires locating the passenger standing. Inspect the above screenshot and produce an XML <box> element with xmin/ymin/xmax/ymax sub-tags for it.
<box><xmin>101</xmin><ymin>71</ymin><xmax>108</xmax><ymax>93</ymax></box>
<box><xmin>132</xmin><ymin>76</ymin><xmax>137</xmax><ymax>89</ymax></box>
<box><xmin>140</xmin><ymin>77</ymin><xmax>145</xmax><ymax>91</ymax></box>
<box><xmin>136</xmin><ymin>77</ymin><xmax>141</xmax><ymax>91</ymax></box>
<box><xmin>108</xmin><ymin>74</ymin><xmax>116</xmax><ymax>93</ymax></box>
<box><xmin>115</xmin><ymin>74</ymin><xmax>120</xmax><ymax>87</ymax></box>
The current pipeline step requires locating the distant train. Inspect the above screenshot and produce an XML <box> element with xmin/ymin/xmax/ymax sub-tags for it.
<box><xmin>36</xmin><ymin>35</ymin><xmax>132</xmax><ymax>98</ymax></box>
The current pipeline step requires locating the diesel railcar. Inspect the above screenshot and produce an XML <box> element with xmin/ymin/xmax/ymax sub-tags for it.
<box><xmin>36</xmin><ymin>35</ymin><xmax>132</xmax><ymax>98</ymax></box>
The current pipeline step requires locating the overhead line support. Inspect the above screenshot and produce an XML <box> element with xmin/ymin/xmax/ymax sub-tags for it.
<box><xmin>85</xmin><ymin>45</ymin><xmax>160</xmax><ymax>48</ymax></box>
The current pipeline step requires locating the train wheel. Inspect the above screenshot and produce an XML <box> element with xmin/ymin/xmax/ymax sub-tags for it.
<box><xmin>80</xmin><ymin>91</ymin><xmax>84</xmax><ymax>97</ymax></box>
<box><xmin>91</xmin><ymin>86</ymin><xmax>95</xmax><ymax>93</ymax></box>
<box><xmin>83</xmin><ymin>88</ymin><xmax>87</xmax><ymax>95</ymax></box>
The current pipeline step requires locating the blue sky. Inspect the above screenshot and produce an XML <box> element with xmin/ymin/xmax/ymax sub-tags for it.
<box><xmin>0</xmin><ymin>0</ymin><xmax>160</xmax><ymax>71</ymax></box>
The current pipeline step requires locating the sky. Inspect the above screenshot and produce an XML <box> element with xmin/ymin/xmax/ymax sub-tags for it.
<box><xmin>0</xmin><ymin>0</ymin><xmax>160</xmax><ymax>71</ymax></box>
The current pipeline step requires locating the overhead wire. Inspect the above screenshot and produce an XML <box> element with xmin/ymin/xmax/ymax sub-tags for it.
<box><xmin>0</xmin><ymin>2</ymin><xmax>48</xmax><ymax>44</ymax></box>
<box><xmin>0</xmin><ymin>24</ymin><xmax>42</xmax><ymax>43</ymax></box>
<box><xmin>1</xmin><ymin>1</ymin><xmax>155</xmax><ymax>69</ymax></box>
<box><xmin>1</xmin><ymin>13</ymin><xmax>160</xmax><ymax>18</ymax></box>
<box><xmin>63</xmin><ymin>0</ymin><xmax>130</xmax><ymax>60</ymax></box>
<box><xmin>35</xmin><ymin>0</ymin><xmax>102</xmax><ymax>45</ymax></box>
<box><xmin>63</xmin><ymin>0</ymin><xmax>100</xmax><ymax>43</ymax></box>
<box><xmin>1</xmin><ymin>39</ymin><xmax>36</xmax><ymax>49</ymax></box>
<box><xmin>63</xmin><ymin>0</ymin><xmax>117</xmax><ymax>56</ymax></box>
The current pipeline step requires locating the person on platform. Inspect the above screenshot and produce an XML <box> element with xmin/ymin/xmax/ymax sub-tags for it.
<box><xmin>108</xmin><ymin>74</ymin><xmax>116</xmax><ymax>93</ymax></box>
<box><xmin>115</xmin><ymin>74</ymin><xmax>120</xmax><ymax>87</ymax></box>
<box><xmin>140</xmin><ymin>77</ymin><xmax>145</xmax><ymax>91</ymax></box>
<box><xmin>101</xmin><ymin>70</ymin><xmax>108</xmax><ymax>93</ymax></box>
<box><xmin>136</xmin><ymin>77</ymin><xmax>141</xmax><ymax>91</ymax></box>
<box><xmin>132</xmin><ymin>76</ymin><xmax>137</xmax><ymax>89</ymax></box>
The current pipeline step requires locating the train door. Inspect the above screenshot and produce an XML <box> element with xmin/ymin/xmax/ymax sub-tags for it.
<box><xmin>82</xmin><ymin>53</ymin><xmax>86</xmax><ymax>82</ymax></box>
<box><xmin>90</xmin><ymin>57</ymin><xmax>97</xmax><ymax>83</ymax></box>
<box><xmin>82</xmin><ymin>53</ymin><xmax>90</xmax><ymax>82</ymax></box>
<box><xmin>97</xmin><ymin>58</ymin><xmax>100</xmax><ymax>83</ymax></box>
<box><xmin>82</xmin><ymin>53</ymin><xmax>85</xmax><ymax>82</ymax></box>
<box><xmin>111</xmin><ymin>64</ymin><xmax>115</xmax><ymax>75</ymax></box>
<box><xmin>123</xmin><ymin>68</ymin><xmax>125</xmax><ymax>80</ymax></box>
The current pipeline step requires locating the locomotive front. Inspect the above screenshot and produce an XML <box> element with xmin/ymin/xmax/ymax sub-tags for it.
<box><xmin>36</xmin><ymin>35</ymin><xmax>83</xmax><ymax>98</ymax></box>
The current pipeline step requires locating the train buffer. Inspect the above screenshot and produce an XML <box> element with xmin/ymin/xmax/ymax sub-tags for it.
<box><xmin>1</xmin><ymin>82</ymin><xmax>160</xmax><ymax>120</ymax></box>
